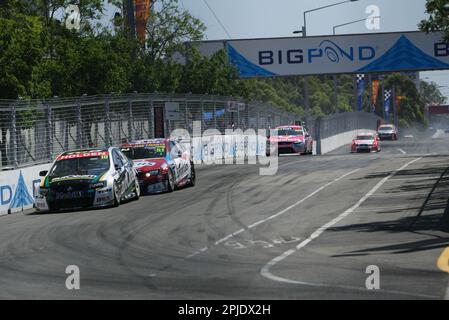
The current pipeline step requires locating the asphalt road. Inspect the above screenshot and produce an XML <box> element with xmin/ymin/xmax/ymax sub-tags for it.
<box><xmin>1</xmin><ymin>131</ymin><xmax>449</xmax><ymax>299</ymax></box>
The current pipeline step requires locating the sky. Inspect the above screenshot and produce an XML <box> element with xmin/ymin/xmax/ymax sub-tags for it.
<box><xmin>103</xmin><ymin>0</ymin><xmax>449</xmax><ymax>102</ymax></box>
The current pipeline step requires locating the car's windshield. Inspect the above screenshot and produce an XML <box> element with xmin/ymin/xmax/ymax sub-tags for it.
<box><xmin>379</xmin><ymin>126</ymin><xmax>393</xmax><ymax>131</ymax></box>
<box><xmin>121</xmin><ymin>145</ymin><xmax>166</xmax><ymax>160</ymax></box>
<box><xmin>356</xmin><ymin>135</ymin><xmax>374</xmax><ymax>140</ymax></box>
<box><xmin>50</xmin><ymin>153</ymin><xmax>110</xmax><ymax>177</ymax></box>
<box><xmin>277</xmin><ymin>128</ymin><xmax>303</xmax><ymax>136</ymax></box>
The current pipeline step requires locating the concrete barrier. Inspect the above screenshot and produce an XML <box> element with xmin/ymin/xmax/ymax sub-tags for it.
<box><xmin>319</xmin><ymin>129</ymin><xmax>377</xmax><ymax>154</ymax></box>
<box><xmin>0</xmin><ymin>163</ymin><xmax>51</xmax><ymax>215</ymax></box>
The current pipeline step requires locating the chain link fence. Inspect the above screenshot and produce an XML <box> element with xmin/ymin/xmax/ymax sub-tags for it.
<box><xmin>0</xmin><ymin>93</ymin><xmax>300</xmax><ymax>169</ymax></box>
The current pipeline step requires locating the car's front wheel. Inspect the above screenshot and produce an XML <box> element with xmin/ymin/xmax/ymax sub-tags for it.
<box><xmin>113</xmin><ymin>183</ymin><xmax>121</xmax><ymax>207</ymax></box>
<box><xmin>166</xmin><ymin>170</ymin><xmax>176</xmax><ymax>192</ymax></box>
<box><xmin>188</xmin><ymin>164</ymin><xmax>196</xmax><ymax>187</ymax></box>
<box><xmin>132</xmin><ymin>181</ymin><xmax>140</xmax><ymax>200</ymax></box>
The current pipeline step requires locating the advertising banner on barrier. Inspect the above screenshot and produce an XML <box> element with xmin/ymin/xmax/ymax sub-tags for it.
<box><xmin>226</xmin><ymin>31</ymin><xmax>449</xmax><ymax>77</ymax></box>
<box><xmin>0</xmin><ymin>164</ymin><xmax>51</xmax><ymax>215</ymax></box>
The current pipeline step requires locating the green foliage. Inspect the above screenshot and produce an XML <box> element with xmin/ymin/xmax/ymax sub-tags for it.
<box><xmin>0</xmin><ymin>12</ymin><xmax>47</xmax><ymax>99</ymax></box>
<box><xmin>419</xmin><ymin>0</ymin><xmax>449</xmax><ymax>42</ymax></box>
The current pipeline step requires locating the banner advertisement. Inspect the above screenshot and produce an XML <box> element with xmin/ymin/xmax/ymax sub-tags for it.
<box><xmin>225</xmin><ymin>31</ymin><xmax>449</xmax><ymax>77</ymax></box>
<box><xmin>135</xmin><ymin>0</ymin><xmax>151</xmax><ymax>44</ymax></box>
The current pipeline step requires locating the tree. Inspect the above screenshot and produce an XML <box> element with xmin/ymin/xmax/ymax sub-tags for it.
<box><xmin>145</xmin><ymin>0</ymin><xmax>205</xmax><ymax>63</ymax></box>
<box><xmin>384</xmin><ymin>74</ymin><xmax>426</xmax><ymax>127</ymax></box>
<box><xmin>419</xmin><ymin>0</ymin><xmax>449</xmax><ymax>42</ymax></box>
<box><xmin>420</xmin><ymin>80</ymin><xmax>447</xmax><ymax>105</ymax></box>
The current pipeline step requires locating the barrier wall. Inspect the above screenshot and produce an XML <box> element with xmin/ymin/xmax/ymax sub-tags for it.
<box><xmin>320</xmin><ymin>129</ymin><xmax>377</xmax><ymax>154</ymax></box>
<box><xmin>0</xmin><ymin>163</ymin><xmax>51</xmax><ymax>215</ymax></box>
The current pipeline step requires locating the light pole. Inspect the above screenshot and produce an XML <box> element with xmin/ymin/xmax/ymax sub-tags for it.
<box><xmin>332</xmin><ymin>16</ymin><xmax>380</xmax><ymax>113</ymax></box>
<box><xmin>333</xmin><ymin>16</ymin><xmax>380</xmax><ymax>35</ymax></box>
<box><xmin>293</xmin><ymin>0</ymin><xmax>360</xmax><ymax>115</ymax></box>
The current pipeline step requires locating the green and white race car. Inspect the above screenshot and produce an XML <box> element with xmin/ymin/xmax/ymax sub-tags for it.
<box><xmin>35</xmin><ymin>147</ymin><xmax>140</xmax><ymax>212</ymax></box>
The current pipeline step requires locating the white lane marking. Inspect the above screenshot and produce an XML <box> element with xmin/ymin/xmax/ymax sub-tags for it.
<box><xmin>261</xmin><ymin>157</ymin><xmax>422</xmax><ymax>291</ymax></box>
<box><xmin>391</xmin><ymin>176</ymin><xmax>440</xmax><ymax>181</ymax></box>
<box><xmin>397</xmin><ymin>148</ymin><xmax>406</xmax><ymax>154</ymax></box>
<box><xmin>184</xmin><ymin>168</ymin><xmax>361</xmax><ymax>259</ymax></box>
<box><xmin>445</xmin><ymin>281</ymin><xmax>449</xmax><ymax>300</ymax></box>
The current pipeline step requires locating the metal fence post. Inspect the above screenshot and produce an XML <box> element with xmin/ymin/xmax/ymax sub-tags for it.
<box><xmin>10</xmin><ymin>101</ymin><xmax>18</xmax><ymax>167</ymax></box>
<box><xmin>46</xmin><ymin>102</ymin><xmax>53</xmax><ymax>161</ymax></box>
<box><xmin>128</xmin><ymin>97</ymin><xmax>134</xmax><ymax>141</ymax></box>
<box><xmin>104</xmin><ymin>95</ymin><xmax>111</xmax><ymax>147</ymax></box>
<box><xmin>314</xmin><ymin>117</ymin><xmax>322</xmax><ymax>155</ymax></box>
<box><xmin>76</xmin><ymin>99</ymin><xmax>82</xmax><ymax>149</ymax></box>
<box><xmin>149</xmin><ymin>97</ymin><xmax>154</xmax><ymax>139</ymax></box>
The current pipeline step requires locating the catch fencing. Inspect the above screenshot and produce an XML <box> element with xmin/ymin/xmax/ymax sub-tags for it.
<box><xmin>0</xmin><ymin>93</ymin><xmax>300</xmax><ymax>169</ymax></box>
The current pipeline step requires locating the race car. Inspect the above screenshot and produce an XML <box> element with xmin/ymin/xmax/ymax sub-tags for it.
<box><xmin>35</xmin><ymin>147</ymin><xmax>140</xmax><ymax>212</ymax></box>
<box><xmin>266</xmin><ymin>125</ymin><xmax>313</xmax><ymax>156</ymax></box>
<box><xmin>120</xmin><ymin>138</ymin><xmax>195</xmax><ymax>194</ymax></box>
<box><xmin>377</xmin><ymin>124</ymin><xmax>398</xmax><ymax>140</ymax></box>
<box><xmin>350</xmin><ymin>133</ymin><xmax>381</xmax><ymax>153</ymax></box>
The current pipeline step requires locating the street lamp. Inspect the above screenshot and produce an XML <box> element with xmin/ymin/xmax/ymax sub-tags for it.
<box><xmin>292</xmin><ymin>0</ymin><xmax>360</xmax><ymax>115</ymax></box>
<box><xmin>333</xmin><ymin>16</ymin><xmax>380</xmax><ymax>35</ymax></box>
<box><xmin>293</xmin><ymin>0</ymin><xmax>360</xmax><ymax>37</ymax></box>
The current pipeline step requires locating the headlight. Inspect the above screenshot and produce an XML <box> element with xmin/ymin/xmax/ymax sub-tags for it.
<box><xmin>90</xmin><ymin>181</ymin><xmax>107</xmax><ymax>189</ymax></box>
<box><xmin>294</xmin><ymin>141</ymin><xmax>304</xmax><ymax>145</ymax></box>
<box><xmin>145</xmin><ymin>170</ymin><xmax>159</xmax><ymax>177</ymax></box>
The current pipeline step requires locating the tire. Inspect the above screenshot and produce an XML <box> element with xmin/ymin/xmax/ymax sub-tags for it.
<box><xmin>187</xmin><ymin>164</ymin><xmax>196</xmax><ymax>187</ymax></box>
<box><xmin>166</xmin><ymin>170</ymin><xmax>176</xmax><ymax>192</ymax></box>
<box><xmin>113</xmin><ymin>182</ymin><xmax>121</xmax><ymax>207</ymax></box>
<box><xmin>132</xmin><ymin>181</ymin><xmax>140</xmax><ymax>200</ymax></box>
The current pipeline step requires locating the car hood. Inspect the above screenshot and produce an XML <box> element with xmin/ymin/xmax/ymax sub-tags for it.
<box><xmin>133</xmin><ymin>158</ymin><xmax>166</xmax><ymax>172</ymax></box>
<box><xmin>354</xmin><ymin>140</ymin><xmax>374</xmax><ymax>144</ymax></box>
<box><xmin>269</xmin><ymin>135</ymin><xmax>304</xmax><ymax>143</ymax></box>
<box><xmin>48</xmin><ymin>174</ymin><xmax>101</xmax><ymax>186</ymax></box>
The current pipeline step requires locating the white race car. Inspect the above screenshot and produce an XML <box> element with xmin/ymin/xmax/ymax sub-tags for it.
<box><xmin>35</xmin><ymin>147</ymin><xmax>140</xmax><ymax>212</ymax></box>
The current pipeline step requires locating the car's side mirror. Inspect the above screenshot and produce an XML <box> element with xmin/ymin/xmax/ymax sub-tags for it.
<box><xmin>115</xmin><ymin>164</ymin><xmax>121</xmax><ymax>171</ymax></box>
<box><xmin>305</xmin><ymin>134</ymin><xmax>310</xmax><ymax>138</ymax></box>
<box><xmin>178</xmin><ymin>151</ymin><xmax>182</xmax><ymax>158</ymax></box>
<box><xmin>39</xmin><ymin>170</ymin><xmax>48</xmax><ymax>177</ymax></box>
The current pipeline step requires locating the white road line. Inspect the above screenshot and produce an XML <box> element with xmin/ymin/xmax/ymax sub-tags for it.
<box><xmin>445</xmin><ymin>280</ymin><xmax>449</xmax><ymax>300</ymax></box>
<box><xmin>184</xmin><ymin>168</ymin><xmax>361</xmax><ymax>259</ymax></box>
<box><xmin>397</xmin><ymin>148</ymin><xmax>406</xmax><ymax>154</ymax></box>
<box><xmin>261</xmin><ymin>157</ymin><xmax>422</xmax><ymax>290</ymax></box>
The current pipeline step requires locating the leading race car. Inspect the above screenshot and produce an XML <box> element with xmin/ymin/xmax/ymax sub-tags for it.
<box><xmin>266</xmin><ymin>125</ymin><xmax>313</xmax><ymax>156</ymax></box>
<box><xmin>35</xmin><ymin>147</ymin><xmax>140</xmax><ymax>212</ymax></box>
<box><xmin>120</xmin><ymin>138</ymin><xmax>195</xmax><ymax>194</ymax></box>
<box><xmin>350</xmin><ymin>133</ymin><xmax>381</xmax><ymax>153</ymax></box>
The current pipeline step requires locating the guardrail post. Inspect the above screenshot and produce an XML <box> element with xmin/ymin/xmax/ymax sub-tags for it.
<box><xmin>10</xmin><ymin>101</ymin><xmax>18</xmax><ymax>167</ymax></box>
<box><xmin>104</xmin><ymin>95</ymin><xmax>111</xmax><ymax>147</ymax></box>
<box><xmin>314</xmin><ymin>117</ymin><xmax>322</xmax><ymax>155</ymax></box>
<box><xmin>128</xmin><ymin>98</ymin><xmax>133</xmax><ymax>141</ymax></box>
<box><xmin>149</xmin><ymin>97</ymin><xmax>154</xmax><ymax>139</ymax></box>
<box><xmin>76</xmin><ymin>99</ymin><xmax>82</xmax><ymax>149</ymax></box>
<box><xmin>213</xmin><ymin>102</ymin><xmax>217</xmax><ymax>129</ymax></box>
<box><xmin>46</xmin><ymin>102</ymin><xmax>53</xmax><ymax>161</ymax></box>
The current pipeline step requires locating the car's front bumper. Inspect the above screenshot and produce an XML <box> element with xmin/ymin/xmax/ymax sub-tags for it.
<box><xmin>35</xmin><ymin>187</ymin><xmax>114</xmax><ymax>212</ymax></box>
<box><xmin>138</xmin><ymin>173</ymin><xmax>170</xmax><ymax>193</ymax></box>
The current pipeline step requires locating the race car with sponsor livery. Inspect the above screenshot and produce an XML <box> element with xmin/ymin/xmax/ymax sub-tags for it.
<box><xmin>35</xmin><ymin>148</ymin><xmax>140</xmax><ymax>212</ymax></box>
<box><xmin>266</xmin><ymin>125</ymin><xmax>313</xmax><ymax>156</ymax></box>
<box><xmin>120</xmin><ymin>138</ymin><xmax>195</xmax><ymax>194</ymax></box>
<box><xmin>377</xmin><ymin>124</ymin><xmax>398</xmax><ymax>140</ymax></box>
<box><xmin>350</xmin><ymin>133</ymin><xmax>381</xmax><ymax>153</ymax></box>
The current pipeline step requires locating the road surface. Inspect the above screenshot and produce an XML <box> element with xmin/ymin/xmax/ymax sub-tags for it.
<box><xmin>0</xmin><ymin>132</ymin><xmax>449</xmax><ymax>299</ymax></box>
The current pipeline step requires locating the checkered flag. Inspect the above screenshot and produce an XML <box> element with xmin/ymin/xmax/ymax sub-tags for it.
<box><xmin>356</xmin><ymin>74</ymin><xmax>365</xmax><ymax>84</ymax></box>
<box><xmin>384</xmin><ymin>90</ymin><xmax>391</xmax><ymax>100</ymax></box>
